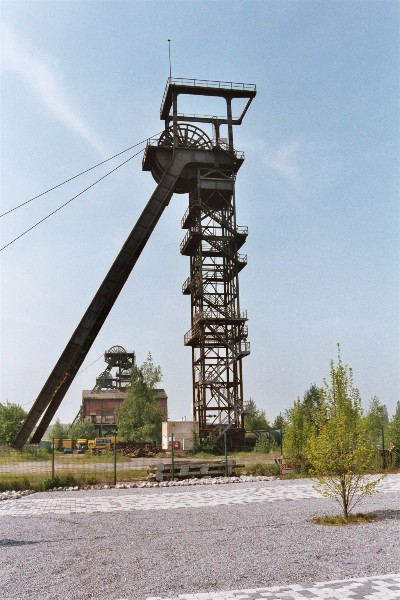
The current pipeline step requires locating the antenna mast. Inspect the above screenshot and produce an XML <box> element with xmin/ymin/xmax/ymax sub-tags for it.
<box><xmin>168</xmin><ymin>39</ymin><xmax>172</xmax><ymax>79</ymax></box>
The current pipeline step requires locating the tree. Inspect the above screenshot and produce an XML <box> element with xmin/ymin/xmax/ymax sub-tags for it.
<box><xmin>302</xmin><ymin>384</ymin><xmax>323</xmax><ymax>429</ymax></box>
<box><xmin>272</xmin><ymin>414</ymin><xmax>284</xmax><ymax>430</ymax></box>
<box><xmin>69</xmin><ymin>421</ymin><xmax>97</xmax><ymax>440</ymax></box>
<box><xmin>115</xmin><ymin>353</ymin><xmax>163</xmax><ymax>444</ymax></box>
<box><xmin>387</xmin><ymin>407</ymin><xmax>400</xmax><ymax>467</ymax></box>
<box><xmin>244</xmin><ymin>398</ymin><xmax>269</xmax><ymax>431</ymax></box>
<box><xmin>366</xmin><ymin>396</ymin><xmax>388</xmax><ymax>432</ymax></box>
<box><xmin>281</xmin><ymin>384</ymin><xmax>323</xmax><ymax>470</ymax></box>
<box><xmin>254</xmin><ymin>433</ymin><xmax>277</xmax><ymax>454</ymax></box>
<box><xmin>307</xmin><ymin>347</ymin><xmax>382</xmax><ymax>520</ymax></box>
<box><xmin>0</xmin><ymin>402</ymin><xmax>26</xmax><ymax>446</ymax></box>
<box><xmin>50</xmin><ymin>419</ymin><xmax>70</xmax><ymax>441</ymax></box>
<box><xmin>366</xmin><ymin>396</ymin><xmax>389</xmax><ymax>453</ymax></box>
<box><xmin>394</xmin><ymin>401</ymin><xmax>400</xmax><ymax>419</ymax></box>
<box><xmin>282</xmin><ymin>398</ymin><xmax>311</xmax><ymax>471</ymax></box>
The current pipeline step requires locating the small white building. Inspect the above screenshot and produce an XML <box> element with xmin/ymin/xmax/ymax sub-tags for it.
<box><xmin>162</xmin><ymin>420</ymin><xmax>199</xmax><ymax>451</ymax></box>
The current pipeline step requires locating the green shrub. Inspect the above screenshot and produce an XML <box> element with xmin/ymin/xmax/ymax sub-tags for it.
<box><xmin>0</xmin><ymin>478</ymin><xmax>32</xmax><ymax>492</ymax></box>
<box><xmin>191</xmin><ymin>433</ymin><xmax>217</xmax><ymax>455</ymax></box>
<box><xmin>284</xmin><ymin>471</ymin><xmax>304</xmax><ymax>479</ymax></box>
<box><xmin>313</xmin><ymin>513</ymin><xmax>376</xmax><ymax>526</ymax></box>
<box><xmin>21</xmin><ymin>446</ymin><xmax>52</xmax><ymax>460</ymax></box>
<box><xmin>245</xmin><ymin>463</ymin><xmax>279</xmax><ymax>476</ymax></box>
<box><xmin>43</xmin><ymin>474</ymin><xmax>78</xmax><ymax>490</ymax></box>
<box><xmin>254</xmin><ymin>434</ymin><xmax>277</xmax><ymax>454</ymax></box>
<box><xmin>84</xmin><ymin>475</ymin><xmax>100</xmax><ymax>486</ymax></box>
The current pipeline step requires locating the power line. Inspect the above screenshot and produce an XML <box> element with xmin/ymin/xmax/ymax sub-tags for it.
<box><xmin>18</xmin><ymin>353</ymin><xmax>105</xmax><ymax>409</ymax></box>
<box><xmin>0</xmin><ymin>131</ymin><xmax>162</xmax><ymax>219</ymax></box>
<box><xmin>76</xmin><ymin>353</ymin><xmax>104</xmax><ymax>376</ymax></box>
<box><xmin>0</xmin><ymin>148</ymin><xmax>145</xmax><ymax>252</ymax></box>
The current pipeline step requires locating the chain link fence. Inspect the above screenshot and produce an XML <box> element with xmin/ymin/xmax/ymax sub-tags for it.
<box><xmin>0</xmin><ymin>440</ymin><xmax>148</xmax><ymax>491</ymax></box>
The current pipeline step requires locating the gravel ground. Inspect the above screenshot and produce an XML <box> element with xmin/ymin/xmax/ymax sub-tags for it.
<box><xmin>0</xmin><ymin>476</ymin><xmax>399</xmax><ymax>600</ymax></box>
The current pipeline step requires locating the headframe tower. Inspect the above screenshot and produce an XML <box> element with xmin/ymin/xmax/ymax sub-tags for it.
<box><xmin>144</xmin><ymin>78</ymin><xmax>256</xmax><ymax>447</ymax></box>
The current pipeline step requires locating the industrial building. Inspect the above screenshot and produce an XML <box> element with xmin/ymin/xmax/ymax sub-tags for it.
<box><xmin>73</xmin><ymin>345</ymin><xmax>168</xmax><ymax>435</ymax></box>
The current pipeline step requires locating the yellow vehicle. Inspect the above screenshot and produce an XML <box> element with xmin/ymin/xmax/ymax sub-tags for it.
<box><xmin>76</xmin><ymin>438</ymin><xmax>88</xmax><ymax>453</ymax></box>
<box><xmin>53</xmin><ymin>439</ymin><xmax>73</xmax><ymax>453</ymax></box>
<box><xmin>87</xmin><ymin>438</ymin><xmax>112</xmax><ymax>454</ymax></box>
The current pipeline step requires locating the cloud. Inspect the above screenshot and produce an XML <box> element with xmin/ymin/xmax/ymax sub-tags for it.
<box><xmin>1</xmin><ymin>23</ymin><xmax>109</xmax><ymax>158</ymax></box>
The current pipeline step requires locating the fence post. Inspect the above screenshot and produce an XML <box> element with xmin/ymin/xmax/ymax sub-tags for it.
<box><xmin>113</xmin><ymin>433</ymin><xmax>117</xmax><ymax>486</ymax></box>
<box><xmin>52</xmin><ymin>438</ymin><xmax>55</xmax><ymax>480</ymax></box>
<box><xmin>171</xmin><ymin>433</ymin><xmax>175</xmax><ymax>481</ymax></box>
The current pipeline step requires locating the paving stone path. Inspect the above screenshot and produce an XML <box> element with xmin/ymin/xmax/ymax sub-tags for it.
<box><xmin>0</xmin><ymin>475</ymin><xmax>398</xmax><ymax>517</ymax></box>
<box><xmin>1</xmin><ymin>475</ymin><xmax>399</xmax><ymax>599</ymax></box>
<box><xmin>139</xmin><ymin>573</ymin><xmax>400</xmax><ymax>600</ymax></box>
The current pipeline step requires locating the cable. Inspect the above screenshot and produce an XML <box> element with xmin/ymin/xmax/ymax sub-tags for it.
<box><xmin>0</xmin><ymin>131</ymin><xmax>162</xmax><ymax>219</ymax></box>
<box><xmin>76</xmin><ymin>353</ymin><xmax>104</xmax><ymax>376</ymax></box>
<box><xmin>17</xmin><ymin>353</ymin><xmax>105</xmax><ymax>410</ymax></box>
<box><xmin>0</xmin><ymin>148</ymin><xmax>144</xmax><ymax>252</ymax></box>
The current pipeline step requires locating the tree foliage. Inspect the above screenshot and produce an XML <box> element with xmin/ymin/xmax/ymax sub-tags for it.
<box><xmin>272</xmin><ymin>414</ymin><xmax>284</xmax><ymax>430</ymax></box>
<box><xmin>366</xmin><ymin>395</ymin><xmax>389</xmax><ymax>445</ymax></box>
<box><xmin>254</xmin><ymin>433</ymin><xmax>277</xmax><ymax>454</ymax></box>
<box><xmin>69</xmin><ymin>421</ymin><xmax>97</xmax><ymax>440</ymax></box>
<box><xmin>307</xmin><ymin>347</ymin><xmax>382</xmax><ymax>519</ymax></box>
<box><xmin>244</xmin><ymin>398</ymin><xmax>269</xmax><ymax>432</ymax></box>
<box><xmin>387</xmin><ymin>406</ymin><xmax>400</xmax><ymax>467</ymax></box>
<box><xmin>302</xmin><ymin>384</ymin><xmax>323</xmax><ymax>428</ymax></box>
<box><xmin>282</xmin><ymin>398</ymin><xmax>311</xmax><ymax>470</ymax></box>
<box><xmin>50</xmin><ymin>419</ymin><xmax>70</xmax><ymax>441</ymax></box>
<box><xmin>0</xmin><ymin>402</ymin><xmax>26</xmax><ymax>445</ymax></box>
<box><xmin>282</xmin><ymin>384</ymin><xmax>323</xmax><ymax>470</ymax></box>
<box><xmin>115</xmin><ymin>353</ymin><xmax>163</xmax><ymax>443</ymax></box>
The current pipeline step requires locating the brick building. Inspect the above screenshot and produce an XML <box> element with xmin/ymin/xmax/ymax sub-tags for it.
<box><xmin>72</xmin><ymin>345</ymin><xmax>168</xmax><ymax>436</ymax></box>
<box><xmin>81</xmin><ymin>388</ymin><xmax>168</xmax><ymax>435</ymax></box>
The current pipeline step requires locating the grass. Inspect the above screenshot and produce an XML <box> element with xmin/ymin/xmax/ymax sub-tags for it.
<box><xmin>0</xmin><ymin>468</ymin><xmax>149</xmax><ymax>492</ymax></box>
<box><xmin>187</xmin><ymin>449</ymin><xmax>281</xmax><ymax>462</ymax></box>
<box><xmin>81</xmin><ymin>452</ymin><xmax>129</xmax><ymax>463</ymax></box>
<box><xmin>0</xmin><ymin>447</ymin><xmax>52</xmax><ymax>463</ymax></box>
<box><xmin>242</xmin><ymin>463</ymin><xmax>280</xmax><ymax>476</ymax></box>
<box><xmin>313</xmin><ymin>513</ymin><xmax>377</xmax><ymax>526</ymax></box>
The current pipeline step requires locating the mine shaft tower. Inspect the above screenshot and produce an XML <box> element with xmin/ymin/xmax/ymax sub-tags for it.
<box><xmin>143</xmin><ymin>78</ymin><xmax>256</xmax><ymax>447</ymax></box>
<box><xmin>12</xmin><ymin>77</ymin><xmax>255</xmax><ymax>450</ymax></box>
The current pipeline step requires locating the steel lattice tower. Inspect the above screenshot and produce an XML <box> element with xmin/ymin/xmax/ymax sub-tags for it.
<box><xmin>181</xmin><ymin>168</ymin><xmax>250</xmax><ymax>447</ymax></box>
<box><xmin>144</xmin><ymin>78</ymin><xmax>256</xmax><ymax>448</ymax></box>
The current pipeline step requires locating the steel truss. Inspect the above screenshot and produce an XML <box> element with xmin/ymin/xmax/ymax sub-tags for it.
<box><xmin>181</xmin><ymin>167</ymin><xmax>250</xmax><ymax>447</ymax></box>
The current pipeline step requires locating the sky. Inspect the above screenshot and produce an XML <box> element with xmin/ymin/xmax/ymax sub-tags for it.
<box><xmin>1</xmin><ymin>0</ymin><xmax>399</xmax><ymax>430</ymax></box>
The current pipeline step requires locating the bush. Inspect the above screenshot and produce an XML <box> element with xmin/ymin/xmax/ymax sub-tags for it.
<box><xmin>254</xmin><ymin>434</ymin><xmax>277</xmax><ymax>454</ymax></box>
<box><xmin>0</xmin><ymin>478</ymin><xmax>31</xmax><ymax>492</ymax></box>
<box><xmin>21</xmin><ymin>446</ymin><xmax>52</xmax><ymax>460</ymax></box>
<box><xmin>191</xmin><ymin>432</ymin><xmax>217</xmax><ymax>455</ymax></box>
<box><xmin>313</xmin><ymin>513</ymin><xmax>376</xmax><ymax>526</ymax></box>
<box><xmin>245</xmin><ymin>463</ymin><xmax>279</xmax><ymax>476</ymax></box>
<box><xmin>84</xmin><ymin>475</ymin><xmax>100</xmax><ymax>486</ymax></box>
<box><xmin>283</xmin><ymin>471</ymin><xmax>304</xmax><ymax>479</ymax></box>
<box><xmin>43</xmin><ymin>474</ymin><xmax>78</xmax><ymax>490</ymax></box>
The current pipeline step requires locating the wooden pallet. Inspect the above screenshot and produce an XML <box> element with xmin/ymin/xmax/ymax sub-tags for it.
<box><xmin>148</xmin><ymin>460</ymin><xmax>244</xmax><ymax>482</ymax></box>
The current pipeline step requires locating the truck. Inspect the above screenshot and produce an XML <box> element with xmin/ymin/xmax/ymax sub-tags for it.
<box><xmin>53</xmin><ymin>438</ymin><xmax>73</xmax><ymax>453</ymax></box>
<box><xmin>87</xmin><ymin>438</ymin><xmax>112</xmax><ymax>454</ymax></box>
<box><xmin>50</xmin><ymin>437</ymin><xmax>116</xmax><ymax>454</ymax></box>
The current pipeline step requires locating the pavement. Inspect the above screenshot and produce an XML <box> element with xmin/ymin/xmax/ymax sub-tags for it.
<box><xmin>140</xmin><ymin>574</ymin><xmax>400</xmax><ymax>599</ymax></box>
<box><xmin>0</xmin><ymin>475</ymin><xmax>398</xmax><ymax>517</ymax></box>
<box><xmin>1</xmin><ymin>474</ymin><xmax>399</xmax><ymax>599</ymax></box>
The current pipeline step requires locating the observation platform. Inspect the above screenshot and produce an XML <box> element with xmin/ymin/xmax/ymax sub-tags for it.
<box><xmin>160</xmin><ymin>77</ymin><xmax>257</xmax><ymax>123</ymax></box>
